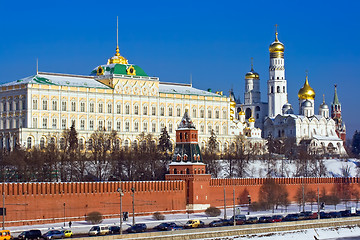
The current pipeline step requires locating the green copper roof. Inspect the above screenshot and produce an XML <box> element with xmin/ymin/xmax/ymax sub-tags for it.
<box><xmin>91</xmin><ymin>63</ymin><xmax>148</xmax><ymax>77</ymax></box>
<box><xmin>333</xmin><ymin>85</ymin><xmax>341</xmax><ymax>105</ymax></box>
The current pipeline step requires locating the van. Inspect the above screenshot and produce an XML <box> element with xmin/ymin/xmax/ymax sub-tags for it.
<box><xmin>88</xmin><ymin>226</ymin><xmax>109</xmax><ymax>236</ymax></box>
<box><xmin>0</xmin><ymin>230</ymin><xmax>11</xmax><ymax>240</ymax></box>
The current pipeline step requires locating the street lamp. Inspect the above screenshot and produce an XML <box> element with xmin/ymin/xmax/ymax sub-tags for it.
<box><xmin>63</xmin><ymin>203</ymin><xmax>66</xmax><ymax>227</ymax></box>
<box><xmin>131</xmin><ymin>187</ymin><xmax>135</xmax><ymax>226</ymax></box>
<box><xmin>117</xmin><ymin>188</ymin><xmax>124</xmax><ymax>235</ymax></box>
<box><xmin>247</xmin><ymin>195</ymin><xmax>251</xmax><ymax>215</ymax></box>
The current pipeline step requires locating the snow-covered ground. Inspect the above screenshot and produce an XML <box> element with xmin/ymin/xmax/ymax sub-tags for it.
<box><xmin>218</xmin><ymin>158</ymin><xmax>360</xmax><ymax>178</ymax></box>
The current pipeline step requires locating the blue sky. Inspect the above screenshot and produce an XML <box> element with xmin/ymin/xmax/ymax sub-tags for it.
<box><xmin>0</xmin><ymin>0</ymin><xmax>359</xmax><ymax>139</ymax></box>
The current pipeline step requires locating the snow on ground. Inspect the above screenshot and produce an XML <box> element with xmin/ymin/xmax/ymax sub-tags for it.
<box><xmin>217</xmin><ymin>158</ymin><xmax>360</xmax><ymax>178</ymax></box>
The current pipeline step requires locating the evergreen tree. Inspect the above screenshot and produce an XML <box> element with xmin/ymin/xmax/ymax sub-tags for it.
<box><xmin>352</xmin><ymin>130</ymin><xmax>360</xmax><ymax>157</ymax></box>
<box><xmin>158</xmin><ymin>127</ymin><xmax>172</xmax><ymax>155</ymax></box>
<box><xmin>68</xmin><ymin>122</ymin><xmax>79</xmax><ymax>151</ymax></box>
<box><xmin>207</xmin><ymin>129</ymin><xmax>218</xmax><ymax>154</ymax></box>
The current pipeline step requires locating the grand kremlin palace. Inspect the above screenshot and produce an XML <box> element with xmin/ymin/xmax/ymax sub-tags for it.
<box><xmin>0</xmin><ymin>45</ymin><xmax>246</xmax><ymax>151</ymax></box>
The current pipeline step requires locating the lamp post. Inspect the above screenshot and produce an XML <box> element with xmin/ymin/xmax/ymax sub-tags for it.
<box><xmin>233</xmin><ymin>188</ymin><xmax>236</xmax><ymax>226</ymax></box>
<box><xmin>117</xmin><ymin>187</ymin><xmax>124</xmax><ymax>235</ymax></box>
<box><xmin>63</xmin><ymin>203</ymin><xmax>66</xmax><ymax>227</ymax></box>
<box><xmin>131</xmin><ymin>187</ymin><xmax>135</xmax><ymax>226</ymax></box>
<box><xmin>247</xmin><ymin>194</ymin><xmax>251</xmax><ymax>215</ymax></box>
<box><xmin>223</xmin><ymin>186</ymin><xmax>227</xmax><ymax>219</ymax></box>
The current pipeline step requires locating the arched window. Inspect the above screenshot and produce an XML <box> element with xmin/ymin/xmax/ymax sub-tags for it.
<box><xmin>245</xmin><ymin>108</ymin><xmax>252</xmax><ymax>119</ymax></box>
<box><xmin>255</xmin><ymin>106</ymin><xmax>260</xmax><ymax>112</ymax></box>
<box><xmin>27</xmin><ymin>137</ymin><xmax>32</xmax><ymax>149</ymax></box>
<box><xmin>277</xmin><ymin>86</ymin><xmax>280</xmax><ymax>93</ymax></box>
<box><xmin>40</xmin><ymin>137</ymin><xmax>45</xmax><ymax>149</ymax></box>
<box><xmin>87</xmin><ymin>139</ymin><xmax>93</xmax><ymax>151</ymax></box>
<box><xmin>283</xmin><ymin>86</ymin><xmax>286</xmax><ymax>93</ymax></box>
<box><xmin>271</xmin><ymin>86</ymin><xmax>274</xmax><ymax>93</ymax></box>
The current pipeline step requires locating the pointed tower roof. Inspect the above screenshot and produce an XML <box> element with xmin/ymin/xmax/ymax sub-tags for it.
<box><xmin>333</xmin><ymin>84</ymin><xmax>341</xmax><ymax>105</ymax></box>
<box><xmin>178</xmin><ymin>110</ymin><xmax>196</xmax><ymax>129</ymax></box>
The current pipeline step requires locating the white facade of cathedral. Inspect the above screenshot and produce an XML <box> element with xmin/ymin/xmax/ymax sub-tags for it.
<box><xmin>236</xmin><ymin>30</ymin><xmax>346</xmax><ymax>156</ymax></box>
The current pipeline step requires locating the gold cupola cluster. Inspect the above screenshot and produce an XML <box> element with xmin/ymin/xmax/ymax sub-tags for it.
<box><xmin>298</xmin><ymin>76</ymin><xmax>315</xmax><ymax>100</ymax></box>
<box><xmin>269</xmin><ymin>30</ymin><xmax>285</xmax><ymax>58</ymax></box>
<box><xmin>107</xmin><ymin>46</ymin><xmax>128</xmax><ymax>65</ymax></box>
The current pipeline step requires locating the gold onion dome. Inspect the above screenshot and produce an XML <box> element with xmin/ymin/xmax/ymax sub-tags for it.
<box><xmin>269</xmin><ymin>32</ymin><xmax>285</xmax><ymax>53</ymax></box>
<box><xmin>238</xmin><ymin>111</ymin><xmax>245</xmax><ymax>115</ymax></box>
<box><xmin>108</xmin><ymin>46</ymin><xmax>128</xmax><ymax>65</ymax></box>
<box><xmin>248</xmin><ymin>117</ymin><xmax>255</xmax><ymax>122</ymax></box>
<box><xmin>298</xmin><ymin>76</ymin><xmax>315</xmax><ymax>100</ymax></box>
<box><xmin>245</xmin><ymin>67</ymin><xmax>259</xmax><ymax>79</ymax></box>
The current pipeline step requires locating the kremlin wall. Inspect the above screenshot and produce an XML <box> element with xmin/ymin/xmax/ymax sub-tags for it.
<box><xmin>1</xmin><ymin>177</ymin><xmax>360</xmax><ymax>226</ymax></box>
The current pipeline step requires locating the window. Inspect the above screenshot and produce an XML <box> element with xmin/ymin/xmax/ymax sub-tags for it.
<box><xmin>169</xmin><ymin>123</ymin><xmax>173</xmax><ymax>133</ymax></box>
<box><xmin>9</xmin><ymin>102</ymin><xmax>12</xmax><ymax>111</ymax></box>
<box><xmin>192</xmin><ymin>109</ymin><xmax>196</xmax><ymax>118</ymax></box>
<box><xmin>168</xmin><ymin>107</ymin><xmax>173</xmax><ymax>116</ymax></box>
<box><xmin>98</xmin><ymin>120</ymin><xmax>103</xmax><ymax>130</ymax></box>
<box><xmin>200</xmin><ymin>125</ymin><xmax>204</xmax><ymax>133</ymax></box>
<box><xmin>89</xmin><ymin>103</ymin><xmax>94</xmax><ymax>113</ymax></box>
<box><xmin>2</xmin><ymin>102</ymin><xmax>6</xmax><ymax>112</ymax></box>
<box><xmin>40</xmin><ymin>137</ymin><xmax>45</xmax><ymax>149</ymax></box>
<box><xmin>143</xmin><ymin>122</ymin><xmax>148</xmax><ymax>132</ymax></box>
<box><xmin>107</xmin><ymin>103</ymin><xmax>112</xmax><ymax>113</ymax></box>
<box><xmin>62</xmin><ymin>119</ymin><xmax>66</xmax><ymax>129</ymax></box>
<box><xmin>160</xmin><ymin>122</ymin><xmax>165</xmax><ymax>131</ymax></box>
<box><xmin>80</xmin><ymin>120</ymin><xmax>85</xmax><ymax>130</ymax></box>
<box><xmin>80</xmin><ymin>102</ymin><xmax>85</xmax><ymax>112</ymax></box>
<box><xmin>15</xmin><ymin>101</ymin><xmax>19</xmax><ymax>111</ymax></box>
<box><xmin>283</xmin><ymin>86</ymin><xmax>286</xmax><ymax>93</ymax></box>
<box><xmin>176</xmin><ymin>107</ymin><xmax>181</xmax><ymax>117</ymax></box>
<box><xmin>125</xmin><ymin>121</ymin><xmax>130</xmax><ymax>132</ymax></box>
<box><xmin>117</xmin><ymin>121</ymin><xmax>121</xmax><ymax>131</ymax></box>
<box><xmin>98</xmin><ymin>103</ymin><xmax>103</xmax><ymax>113</ymax></box>
<box><xmin>71</xmin><ymin>120</ymin><xmax>75</xmax><ymax>127</ymax></box>
<box><xmin>117</xmin><ymin>104</ymin><xmax>121</xmax><ymax>114</ymax></box>
<box><xmin>71</xmin><ymin>102</ymin><xmax>76</xmax><ymax>111</ymax></box>
<box><xmin>223</xmin><ymin>110</ymin><xmax>227</xmax><ymax>119</ymax></box>
<box><xmin>215</xmin><ymin>110</ymin><xmax>219</xmax><ymax>119</ymax></box>
<box><xmin>62</xmin><ymin>101</ymin><xmax>67</xmax><ymax>111</ymax></box>
<box><xmin>277</xmin><ymin>86</ymin><xmax>280</xmax><ymax>93</ymax></box>
<box><xmin>32</xmin><ymin>99</ymin><xmax>37</xmax><ymax>110</ymax></box>
<box><xmin>79</xmin><ymin>138</ymin><xmax>84</xmax><ymax>150</ymax></box>
<box><xmin>134</xmin><ymin>105</ymin><xmax>139</xmax><ymax>115</ymax></box>
<box><xmin>208</xmin><ymin>109</ymin><xmax>212</xmax><ymax>118</ymax></box>
<box><xmin>152</xmin><ymin>106</ymin><xmax>156</xmax><ymax>115</ymax></box>
<box><xmin>89</xmin><ymin>120</ymin><xmax>94</xmax><ymax>130</ymax></box>
<box><xmin>134</xmin><ymin>121</ymin><xmax>139</xmax><ymax>132</ymax></box>
<box><xmin>27</xmin><ymin>137</ymin><xmax>32</xmax><ymax>149</ymax></box>
<box><xmin>42</xmin><ymin>118</ymin><xmax>47</xmax><ymax>128</ymax></box>
<box><xmin>42</xmin><ymin>100</ymin><xmax>47</xmax><ymax>110</ymax></box>
<box><xmin>143</xmin><ymin>105</ymin><xmax>147</xmax><ymax>115</ymax></box>
<box><xmin>160</xmin><ymin>106</ymin><xmax>165</xmax><ymax>116</ymax></box>
<box><xmin>271</xmin><ymin>86</ymin><xmax>274</xmax><ymax>93</ymax></box>
<box><xmin>87</xmin><ymin>139</ymin><xmax>93</xmax><ymax>151</ymax></box>
<box><xmin>152</xmin><ymin>122</ymin><xmax>156</xmax><ymax>132</ymax></box>
<box><xmin>208</xmin><ymin>124</ymin><xmax>212</xmax><ymax>134</ymax></box>
<box><xmin>125</xmin><ymin>105</ymin><xmax>130</xmax><ymax>114</ymax></box>
<box><xmin>52</xmin><ymin>100</ymin><xmax>57</xmax><ymax>111</ymax></box>
<box><xmin>223</xmin><ymin>126</ymin><xmax>227</xmax><ymax>135</ymax></box>
<box><xmin>52</xmin><ymin>118</ymin><xmax>57</xmax><ymax>129</ymax></box>
<box><xmin>200</xmin><ymin>109</ymin><xmax>204</xmax><ymax>118</ymax></box>
<box><xmin>107</xmin><ymin>121</ymin><xmax>112</xmax><ymax>131</ymax></box>
<box><xmin>32</xmin><ymin>118</ymin><xmax>37</xmax><ymax>128</ymax></box>
<box><xmin>215</xmin><ymin>125</ymin><xmax>220</xmax><ymax>135</ymax></box>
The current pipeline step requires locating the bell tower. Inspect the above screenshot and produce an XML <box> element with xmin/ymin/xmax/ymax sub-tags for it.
<box><xmin>165</xmin><ymin>110</ymin><xmax>211</xmax><ymax>212</ymax></box>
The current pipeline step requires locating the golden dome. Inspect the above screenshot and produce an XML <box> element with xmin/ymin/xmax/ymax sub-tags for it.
<box><xmin>108</xmin><ymin>46</ymin><xmax>128</xmax><ymax>65</ymax></box>
<box><xmin>248</xmin><ymin>117</ymin><xmax>255</xmax><ymax>122</ymax></box>
<box><xmin>269</xmin><ymin>32</ymin><xmax>284</xmax><ymax>53</ymax></box>
<box><xmin>298</xmin><ymin>76</ymin><xmax>315</xmax><ymax>100</ymax></box>
<box><xmin>245</xmin><ymin>68</ymin><xmax>259</xmax><ymax>79</ymax></box>
<box><xmin>238</xmin><ymin>111</ymin><xmax>245</xmax><ymax>115</ymax></box>
<box><xmin>230</xmin><ymin>101</ymin><xmax>236</xmax><ymax>108</ymax></box>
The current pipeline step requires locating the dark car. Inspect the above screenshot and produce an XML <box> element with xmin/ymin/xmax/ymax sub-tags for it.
<box><xmin>319</xmin><ymin>211</ymin><xmax>331</xmax><ymax>219</ymax></box>
<box><xmin>42</xmin><ymin>230</ymin><xmax>64</xmax><ymax>240</ymax></box>
<box><xmin>301</xmin><ymin>211</ymin><xmax>318</xmax><ymax>220</ymax></box>
<box><xmin>229</xmin><ymin>215</ymin><xmax>246</xmax><ymax>225</ymax></box>
<box><xmin>245</xmin><ymin>217</ymin><xmax>258</xmax><ymax>224</ymax></box>
<box><xmin>109</xmin><ymin>226</ymin><xmax>120</xmax><ymax>234</ymax></box>
<box><xmin>126</xmin><ymin>224</ymin><xmax>147</xmax><ymax>233</ymax></box>
<box><xmin>18</xmin><ymin>230</ymin><xmax>42</xmax><ymax>240</ymax></box>
<box><xmin>340</xmin><ymin>210</ymin><xmax>351</xmax><ymax>217</ymax></box>
<box><xmin>209</xmin><ymin>219</ymin><xmax>229</xmax><ymax>227</ymax></box>
<box><xmin>271</xmin><ymin>215</ymin><xmax>283</xmax><ymax>222</ymax></box>
<box><xmin>259</xmin><ymin>216</ymin><xmax>272</xmax><ymax>223</ymax></box>
<box><xmin>283</xmin><ymin>214</ymin><xmax>299</xmax><ymax>221</ymax></box>
<box><xmin>154</xmin><ymin>222</ymin><xmax>178</xmax><ymax>231</ymax></box>
<box><xmin>329</xmin><ymin>211</ymin><xmax>342</xmax><ymax>218</ymax></box>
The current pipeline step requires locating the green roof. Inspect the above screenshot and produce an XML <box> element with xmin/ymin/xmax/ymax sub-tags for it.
<box><xmin>91</xmin><ymin>63</ymin><xmax>148</xmax><ymax>77</ymax></box>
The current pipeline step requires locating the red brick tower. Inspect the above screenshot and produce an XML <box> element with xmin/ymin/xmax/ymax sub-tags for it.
<box><xmin>165</xmin><ymin>110</ymin><xmax>211</xmax><ymax>212</ymax></box>
<box><xmin>331</xmin><ymin>85</ymin><xmax>346</xmax><ymax>141</ymax></box>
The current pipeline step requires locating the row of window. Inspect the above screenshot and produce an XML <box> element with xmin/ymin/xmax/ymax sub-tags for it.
<box><xmin>31</xmin><ymin>118</ymin><xmax>228</xmax><ymax>135</ymax></box>
<box><xmin>32</xmin><ymin>99</ymin><xmax>227</xmax><ymax>119</ymax></box>
<box><xmin>2</xmin><ymin>100</ymin><xmax>26</xmax><ymax>112</ymax></box>
<box><xmin>270</xmin><ymin>86</ymin><xmax>286</xmax><ymax>94</ymax></box>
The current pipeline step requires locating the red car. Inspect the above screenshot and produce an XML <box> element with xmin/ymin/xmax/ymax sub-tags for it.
<box><xmin>271</xmin><ymin>215</ymin><xmax>283</xmax><ymax>222</ymax></box>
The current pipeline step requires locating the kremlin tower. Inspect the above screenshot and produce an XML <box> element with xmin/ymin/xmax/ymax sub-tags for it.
<box><xmin>331</xmin><ymin>85</ymin><xmax>346</xmax><ymax>141</ymax></box>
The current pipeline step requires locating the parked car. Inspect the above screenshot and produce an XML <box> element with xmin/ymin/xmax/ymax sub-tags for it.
<box><xmin>108</xmin><ymin>226</ymin><xmax>120</xmax><ymax>234</ymax></box>
<box><xmin>88</xmin><ymin>226</ymin><xmax>109</xmax><ymax>236</ymax></box>
<box><xmin>43</xmin><ymin>230</ymin><xmax>64</xmax><ymax>240</ymax></box>
<box><xmin>259</xmin><ymin>216</ymin><xmax>272</xmax><ymax>223</ymax></box>
<box><xmin>184</xmin><ymin>220</ymin><xmax>205</xmax><ymax>228</ymax></box>
<box><xmin>0</xmin><ymin>230</ymin><xmax>11</xmax><ymax>240</ymax></box>
<box><xmin>154</xmin><ymin>222</ymin><xmax>178</xmax><ymax>231</ymax></box>
<box><xmin>209</xmin><ymin>219</ymin><xmax>229</xmax><ymax>227</ymax></box>
<box><xmin>301</xmin><ymin>211</ymin><xmax>318</xmax><ymax>220</ymax></box>
<box><xmin>61</xmin><ymin>230</ymin><xmax>72</xmax><ymax>238</ymax></box>
<box><xmin>245</xmin><ymin>217</ymin><xmax>258</xmax><ymax>224</ymax></box>
<box><xmin>329</xmin><ymin>211</ymin><xmax>342</xmax><ymax>218</ymax></box>
<box><xmin>340</xmin><ymin>210</ymin><xmax>351</xmax><ymax>217</ymax></box>
<box><xmin>271</xmin><ymin>215</ymin><xmax>283</xmax><ymax>222</ymax></box>
<box><xmin>229</xmin><ymin>215</ymin><xmax>246</xmax><ymax>225</ymax></box>
<box><xmin>283</xmin><ymin>214</ymin><xmax>299</xmax><ymax>221</ymax></box>
<box><xmin>126</xmin><ymin>224</ymin><xmax>147</xmax><ymax>233</ymax></box>
<box><xmin>319</xmin><ymin>211</ymin><xmax>331</xmax><ymax>219</ymax></box>
<box><xmin>18</xmin><ymin>230</ymin><xmax>42</xmax><ymax>240</ymax></box>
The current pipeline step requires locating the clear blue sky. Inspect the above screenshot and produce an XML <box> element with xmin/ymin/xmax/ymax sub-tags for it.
<box><xmin>0</xmin><ymin>0</ymin><xmax>359</xmax><ymax>139</ymax></box>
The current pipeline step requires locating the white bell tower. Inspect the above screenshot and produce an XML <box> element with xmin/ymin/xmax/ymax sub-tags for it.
<box><xmin>267</xmin><ymin>25</ymin><xmax>288</xmax><ymax>118</ymax></box>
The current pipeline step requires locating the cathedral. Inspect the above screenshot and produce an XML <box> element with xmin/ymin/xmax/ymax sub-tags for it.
<box><xmin>235</xmin><ymin>29</ymin><xmax>347</xmax><ymax>156</ymax></box>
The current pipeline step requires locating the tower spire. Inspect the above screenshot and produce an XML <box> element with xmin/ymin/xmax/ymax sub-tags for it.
<box><xmin>107</xmin><ymin>16</ymin><xmax>128</xmax><ymax>65</ymax></box>
<box><xmin>323</xmin><ymin>94</ymin><xmax>325</xmax><ymax>104</ymax></box>
<box><xmin>251</xmin><ymin>57</ymin><xmax>254</xmax><ymax>71</ymax></box>
<box><xmin>36</xmin><ymin>58</ymin><xmax>38</xmax><ymax>74</ymax></box>
<box><xmin>275</xmin><ymin>24</ymin><xmax>278</xmax><ymax>41</ymax></box>
<box><xmin>333</xmin><ymin>84</ymin><xmax>340</xmax><ymax>104</ymax></box>
<box><xmin>115</xmin><ymin>16</ymin><xmax>120</xmax><ymax>57</ymax></box>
